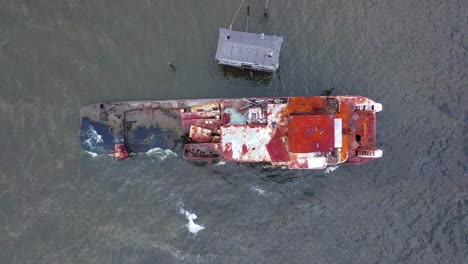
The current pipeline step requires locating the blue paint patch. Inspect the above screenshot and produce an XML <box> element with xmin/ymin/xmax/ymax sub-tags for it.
<box><xmin>80</xmin><ymin>117</ymin><xmax>179</xmax><ymax>154</ymax></box>
<box><xmin>127</xmin><ymin>126</ymin><xmax>178</xmax><ymax>153</ymax></box>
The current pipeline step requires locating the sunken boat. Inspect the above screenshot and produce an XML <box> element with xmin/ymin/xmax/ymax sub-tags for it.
<box><xmin>80</xmin><ymin>96</ymin><xmax>383</xmax><ymax>169</ymax></box>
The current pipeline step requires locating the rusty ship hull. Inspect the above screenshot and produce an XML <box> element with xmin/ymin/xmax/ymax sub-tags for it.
<box><xmin>80</xmin><ymin>96</ymin><xmax>382</xmax><ymax>169</ymax></box>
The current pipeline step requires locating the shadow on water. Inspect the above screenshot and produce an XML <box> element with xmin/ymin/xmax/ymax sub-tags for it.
<box><xmin>219</xmin><ymin>65</ymin><xmax>274</xmax><ymax>86</ymax></box>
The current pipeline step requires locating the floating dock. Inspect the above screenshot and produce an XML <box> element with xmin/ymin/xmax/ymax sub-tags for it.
<box><xmin>215</xmin><ymin>28</ymin><xmax>283</xmax><ymax>72</ymax></box>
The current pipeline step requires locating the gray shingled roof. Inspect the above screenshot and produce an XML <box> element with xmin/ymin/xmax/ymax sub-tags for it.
<box><xmin>215</xmin><ymin>28</ymin><xmax>283</xmax><ymax>72</ymax></box>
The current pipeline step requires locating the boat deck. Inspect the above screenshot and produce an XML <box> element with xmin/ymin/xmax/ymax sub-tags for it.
<box><xmin>80</xmin><ymin>96</ymin><xmax>382</xmax><ymax>169</ymax></box>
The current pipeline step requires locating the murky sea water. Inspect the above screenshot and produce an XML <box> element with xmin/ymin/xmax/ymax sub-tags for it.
<box><xmin>1</xmin><ymin>0</ymin><xmax>467</xmax><ymax>263</ymax></box>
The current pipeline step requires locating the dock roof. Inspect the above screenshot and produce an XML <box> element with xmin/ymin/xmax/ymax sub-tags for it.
<box><xmin>215</xmin><ymin>28</ymin><xmax>283</xmax><ymax>72</ymax></box>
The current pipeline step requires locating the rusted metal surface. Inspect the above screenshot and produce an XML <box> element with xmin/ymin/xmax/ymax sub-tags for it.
<box><xmin>80</xmin><ymin>96</ymin><xmax>383</xmax><ymax>169</ymax></box>
<box><xmin>182</xmin><ymin>119</ymin><xmax>220</xmax><ymax>134</ymax></box>
<box><xmin>184</xmin><ymin>143</ymin><xmax>221</xmax><ymax>160</ymax></box>
<box><xmin>180</xmin><ymin>110</ymin><xmax>220</xmax><ymax>120</ymax></box>
<box><xmin>111</xmin><ymin>144</ymin><xmax>129</xmax><ymax>160</ymax></box>
<box><xmin>189</xmin><ymin>126</ymin><xmax>213</xmax><ymax>143</ymax></box>
<box><xmin>190</xmin><ymin>102</ymin><xmax>220</xmax><ymax>112</ymax></box>
<box><xmin>288</xmin><ymin>115</ymin><xmax>335</xmax><ymax>153</ymax></box>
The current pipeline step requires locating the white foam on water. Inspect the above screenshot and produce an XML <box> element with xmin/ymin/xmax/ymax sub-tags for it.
<box><xmin>83</xmin><ymin>125</ymin><xmax>104</xmax><ymax>151</ymax></box>
<box><xmin>215</xmin><ymin>161</ymin><xmax>226</xmax><ymax>165</ymax></box>
<box><xmin>85</xmin><ymin>151</ymin><xmax>98</xmax><ymax>157</ymax></box>
<box><xmin>251</xmin><ymin>185</ymin><xmax>266</xmax><ymax>195</ymax></box>
<box><xmin>145</xmin><ymin>148</ymin><xmax>177</xmax><ymax>160</ymax></box>
<box><xmin>178</xmin><ymin>207</ymin><xmax>205</xmax><ymax>235</ymax></box>
<box><xmin>324</xmin><ymin>166</ymin><xmax>338</xmax><ymax>174</ymax></box>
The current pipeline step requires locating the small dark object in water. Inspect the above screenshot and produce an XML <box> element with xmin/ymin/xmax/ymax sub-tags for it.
<box><xmin>168</xmin><ymin>62</ymin><xmax>176</xmax><ymax>71</ymax></box>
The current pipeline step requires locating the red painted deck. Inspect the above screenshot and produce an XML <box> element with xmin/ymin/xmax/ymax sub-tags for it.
<box><xmin>288</xmin><ymin>115</ymin><xmax>335</xmax><ymax>153</ymax></box>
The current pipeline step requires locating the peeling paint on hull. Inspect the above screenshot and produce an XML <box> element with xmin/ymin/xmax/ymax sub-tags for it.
<box><xmin>80</xmin><ymin>96</ymin><xmax>383</xmax><ymax>169</ymax></box>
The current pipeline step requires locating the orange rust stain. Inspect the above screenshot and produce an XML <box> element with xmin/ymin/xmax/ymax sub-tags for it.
<box><xmin>286</xmin><ymin>97</ymin><xmax>327</xmax><ymax>114</ymax></box>
<box><xmin>355</xmin><ymin>112</ymin><xmax>376</xmax><ymax>149</ymax></box>
<box><xmin>288</xmin><ymin>115</ymin><xmax>334</xmax><ymax>153</ymax></box>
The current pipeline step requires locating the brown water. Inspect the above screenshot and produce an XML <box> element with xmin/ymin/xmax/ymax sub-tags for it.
<box><xmin>1</xmin><ymin>0</ymin><xmax>467</xmax><ymax>263</ymax></box>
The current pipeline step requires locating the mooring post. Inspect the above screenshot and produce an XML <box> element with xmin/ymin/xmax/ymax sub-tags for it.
<box><xmin>246</xmin><ymin>6</ymin><xmax>250</xmax><ymax>32</ymax></box>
